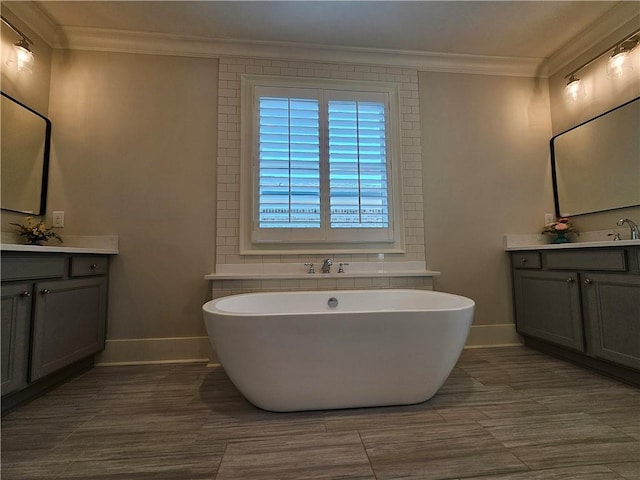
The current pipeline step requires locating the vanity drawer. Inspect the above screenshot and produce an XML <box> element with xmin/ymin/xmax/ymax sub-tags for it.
<box><xmin>1</xmin><ymin>254</ymin><xmax>66</xmax><ymax>281</ymax></box>
<box><xmin>512</xmin><ymin>252</ymin><xmax>541</xmax><ymax>269</ymax></box>
<box><xmin>70</xmin><ymin>256</ymin><xmax>109</xmax><ymax>277</ymax></box>
<box><xmin>544</xmin><ymin>249</ymin><xmax>627</xmax><ymax>271</ymax></box>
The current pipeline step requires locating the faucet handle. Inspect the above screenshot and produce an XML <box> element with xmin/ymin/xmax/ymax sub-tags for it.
<box><xmin>608</xmin><ymin>233</ymin><xmax>622</xmax><ymax>241</ymax></box>
<box><xmin>338</xmin><ymin>263</ymin><xmax>349</xmax><ymax>273</ymax></box>
<box><xmin>304</xmin><ymin>263</ymin><xmax>315</xmax><ymax>274</ymax></box>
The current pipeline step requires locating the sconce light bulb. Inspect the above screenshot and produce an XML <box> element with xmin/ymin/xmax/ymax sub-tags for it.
<box><xmin>607</xmin><ymin>47</ymin><xmax>631</xmax><ymax>78</ymax></box>
<box><xmin>564</xmin><ymin>75</ymin><xmax>584</xmax><ymax>101</ymax></box>
<box><xmin>12</xmin><ymin>40</ymin><xmax>34</xmax><ymax>74</ymax></box>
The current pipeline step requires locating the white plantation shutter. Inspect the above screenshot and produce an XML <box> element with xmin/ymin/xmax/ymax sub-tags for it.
<box><xmin>258</xmin><ymin>95</ymin><xmax>320</xmax><ymax>229</ymax></box>
<box><xmin>328</xmin><ymin>98</ymin><xmax>389</xmax><ymax>229</ymax></box>
<box><xmin>248</xmin><ymin>80</ymin><xmax>399</xmax><ymax>249</ymax></box>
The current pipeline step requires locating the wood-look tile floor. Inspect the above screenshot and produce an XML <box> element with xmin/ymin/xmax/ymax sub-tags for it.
<box><xmin>2</xmin><ymin>346</ymin><xmax>639</xmax><ymax>479</ymax></box>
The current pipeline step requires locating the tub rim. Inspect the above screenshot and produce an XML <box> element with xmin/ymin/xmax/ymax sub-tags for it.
<box><xmin>203</xmin><ymin>288</ymin><xmax>475</xmax><ymax>317</ymax></box>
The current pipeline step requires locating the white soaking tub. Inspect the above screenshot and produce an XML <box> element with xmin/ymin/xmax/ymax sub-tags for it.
<box><xmin>203</xmin><ymin>289</ymin><xmax>474</xmax><ymax>412</ymax></box>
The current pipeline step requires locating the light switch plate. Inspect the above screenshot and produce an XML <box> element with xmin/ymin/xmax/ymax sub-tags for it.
<box><xmin>544</xmin><ymin>213</ymin><xmax>554</xmax><ymax>226</ymax></box>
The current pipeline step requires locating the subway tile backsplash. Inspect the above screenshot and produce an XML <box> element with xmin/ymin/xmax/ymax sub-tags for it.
<box><xmin>216</xmin><ymin>56</ymin><xmax>426</xmax><ymax>266</ymax></box>
<box><xmin>210</xmin><ymin>275</ymin><xmax>434</xmax><ymax>299</ymax></box>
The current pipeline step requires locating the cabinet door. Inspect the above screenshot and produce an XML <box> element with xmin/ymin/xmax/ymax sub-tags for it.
<box><xmin>31</xmin><ymin>277</ymin><xmax>107</xmax><ymax>381</ymax></box>
<box><xmin>1</xmin><ymin>283</ymin><xmax>33</xmax><ymax>395</ymax></box>
<box><xmin>583</xmin><ymin>273</ymin><xmax>640</xmax><ymax>370</ymax></box>
<box><xmin>513</xmin><ymin>270</ymin><xmax>584</xmax><ymax>351</ymax></box>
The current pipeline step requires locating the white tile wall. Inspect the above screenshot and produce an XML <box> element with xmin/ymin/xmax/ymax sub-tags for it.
<box><xmin>216</xmin><ymin>57</ymin><xmax>426</xmax><ymax>266</ymax></box>
<box><xmin>210</xmin><ymin>276</ymin><xmax>434</xmax><ymax>299</ymax></box>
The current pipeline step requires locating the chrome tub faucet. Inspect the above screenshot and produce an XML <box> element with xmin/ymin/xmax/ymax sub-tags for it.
<box><xmin>617</xmin><ymin>218</ymin><xmax>639</xmax><ymax>240</ymax></box>
<box><xmin>321</xmin><ymin>258</ymin><xmax>333</xmax><ymax>274</ymax></box>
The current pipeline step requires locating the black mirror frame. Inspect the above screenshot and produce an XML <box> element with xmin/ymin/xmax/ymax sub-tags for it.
<box><xmin>550</xmin><ymin>96</ymin><xmax>640</xmax><ymax>218</ymax></box>
<box><xmin>1</xmin><ymin>91</ymin><xmax>52</xmax><ymax>216</ymax></box>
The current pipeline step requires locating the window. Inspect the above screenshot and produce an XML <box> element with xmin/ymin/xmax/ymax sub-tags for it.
<box><xmin>241</xmin><ymin>76</ymin><xmax>404</xmax><ymax>254</ymax></box>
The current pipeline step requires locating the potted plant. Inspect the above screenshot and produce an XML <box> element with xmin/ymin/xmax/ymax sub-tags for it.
<box><xmin>10</xmin><ymin>216</ymin><xmax>63</xmax><ymax>246</ymax></box>
<box><xmin>542</xmin><ymin>217</ymin><xmax>578</xmax><ymax>244</ymax></box>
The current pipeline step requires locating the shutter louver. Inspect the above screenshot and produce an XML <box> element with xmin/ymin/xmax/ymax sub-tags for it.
<box><xmin>258</xmin><ymin>97</ymin><xmax>321</xmax><ymax>228</ymax></box>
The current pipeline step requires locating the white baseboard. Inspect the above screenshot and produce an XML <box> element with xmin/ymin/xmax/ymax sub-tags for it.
<box><xmin>95</xmin><ymin>336</ymin><xmax>214</xmax><ymax>366</ymax></box>
<box><xmin>465</xmin><ymin>323</ymin><xmax>522</xmax><ymax>348</ymax></box>
<box><xmin>95</xmin><ymin>324</ymin><xmax>521</xmax><ymax>366</ymax></box>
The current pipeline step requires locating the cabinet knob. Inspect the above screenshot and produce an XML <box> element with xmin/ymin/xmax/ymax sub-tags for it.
<box><xmin>566</xmin><ymin>277</ymin><xmax>574</xmax><ymax>283</ymax></box>
<box><xmin>584</xmin><ymin>278</ymin><xmax>592</xmax><ymax>285</ymax></box>
<box><xmin>90</xmin><ymin>264</ymin><xmax>98</xmax><ymax>269</ymax></box>
<box><xmin>40</xmin><ymin>288</ymin><xmax>51</xmax><ymax>294</ymax></box>
<box><xmin>520</xmin><ymin>258</ymin><xmax>527</xmax><ymax>264</ymax></box>
<box><xmin>20</xmin><ymin>291</ymin><xmax>32</xmax><ymax>297</ymax></box>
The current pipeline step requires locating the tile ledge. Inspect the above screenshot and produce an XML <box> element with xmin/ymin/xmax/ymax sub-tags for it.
<box><xmin>204</xmin><ymin>271</ymin><xmax>441</xmax><ymax>280</ymax></box>
<box><xmin>206</xmin><ymin>261</ymin><xmax>439</xmax><ymax>280</ymax></box>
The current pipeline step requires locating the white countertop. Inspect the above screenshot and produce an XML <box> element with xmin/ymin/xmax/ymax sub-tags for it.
<box><xmin>1</xmin><ymin>235</ymin><xmax>119</xmax><ymax>255</ymax></box>
<box><xmin>503</xmin><ymin>231</ymin><xmax>640</xmax><ymax>251</ymax></box>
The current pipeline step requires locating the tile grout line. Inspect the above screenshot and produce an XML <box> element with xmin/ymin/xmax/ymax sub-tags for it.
<box><xmin>357</xmin><ymin>430</ymin><xmax>378</xmax><ymax>480</ymax></box>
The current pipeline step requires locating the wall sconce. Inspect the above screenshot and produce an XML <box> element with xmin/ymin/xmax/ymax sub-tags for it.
<box><xmin>607</xmin><ymin>41</ymin><xmax>636</xmax><ymax>78</ymax></box>
<box><xmin>564</xmin><ymin>28</ymin><xmax>639</xmax><ymax>101</ymax></box>
<box><xmin>564</xmin><ymin>74</ymin><xmax>585</xmax><ymax>101</ymax></box>
<box><xmin>1</xmin><ymin>15</ymin><xmax>35</xmax><ymax>74</ymax></box>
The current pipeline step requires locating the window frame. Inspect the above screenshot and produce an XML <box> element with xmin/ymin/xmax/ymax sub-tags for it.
<box><xmin>240</xmin><ymin>74</ymin><xmax>405</xmax><ymax>255</ymax></box>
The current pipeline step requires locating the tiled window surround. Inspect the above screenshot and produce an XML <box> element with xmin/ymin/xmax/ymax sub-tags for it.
<box><xmin>216</xmin><ymin>57</ymin><xmax>425</xmax><ymax>266</ymax></box>
<box><xmin>206</xmin><ymin>262</ymin><xmax>439</xmax><ymax>299</ymax></box>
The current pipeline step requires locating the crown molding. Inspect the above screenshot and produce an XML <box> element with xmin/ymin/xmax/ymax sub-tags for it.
<box><xmin>1</xmin><ymin>1</ymin><xmax>57</xmax><ymax>46</ymax></box>
<box><xmin>54</xmin><ymin>25</ymin><xmax>546</xmax><ymax>78</ymax></box>
<box><xmin>547</xmin><ymin>2</ymin><xmax>640</xmax><ymax>77</ymax></box>
<box><xmin>3</xmin><ymin>1</ymin><xmax>545</xmax><ymax>78</ymax></box>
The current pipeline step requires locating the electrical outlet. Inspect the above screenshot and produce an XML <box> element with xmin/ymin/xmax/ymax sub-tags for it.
<box><xmin>52</xmin><ymin>211</ymin><xmax>64</xmax><ymax>228</ymax></box>
<box><xmin>544</xmin><ymin>213</ymin><xmax>554</xmax><ymax>225</ymax></box>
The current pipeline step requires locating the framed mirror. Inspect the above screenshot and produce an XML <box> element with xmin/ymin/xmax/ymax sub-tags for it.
<box><xmin>1</xmin><ymin>91</ymin><xmax>51</xmax><ymax>215</ymax></box>
<box><xmin>551</xmin><ymin>97</ymin><xmax>640</xmax><ymax>217</ymax></box>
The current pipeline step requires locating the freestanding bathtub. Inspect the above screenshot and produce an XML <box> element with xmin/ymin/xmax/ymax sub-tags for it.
<box><xmin>202</xmin><ymin>289</ymin><xmax>474</xmax><ymax>412</ymax></box>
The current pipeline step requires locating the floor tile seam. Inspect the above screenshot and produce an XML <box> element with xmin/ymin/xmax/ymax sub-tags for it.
<box><xmin>476</xmin><ymin>410</ymin><xmax>594</xmax><ymax>427</ymax></box>
<box><xmin>45</xmin><ymin>409</ymin><xmax>102</xmax><ymax>457</ymax></box>
<box><xmin>485</xmin><ymin>431</ymin><xmax>640</xmax><ymax>452</ymax></box>
<box><xmin>211</xmin><ymin>439</ymin><xmax>229</xmax><ymax>479</ymax></box>
<box><xmin>606</xmin><ymin>460</ymin><xmax>640</xmax><ymax>475</ymax></box>
<box><xmin>353</xmin><ymin>419</ymin><xmax>490</xmax><ymax>439</ymax></box>
<box><xmin>356</xmin><ymin>430</ymin><xmax>379</xmax><ymax>480</ymax></box>
<box><xmin>219</xmin><ymin>429</ymin><xmax>364</xmax><ymax>449</ymax></box>
<box><xmin>358</xmin><ymin>425</ymin><xmax>528</xmax><ymax>458</ymax></box>
<box><xmin>582</xmin><ymin>413</ymin><xmax>640</xmax><ymax>442</ymax></box>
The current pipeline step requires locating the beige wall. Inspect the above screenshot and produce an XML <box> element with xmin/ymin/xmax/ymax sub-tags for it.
<box><xmin>419</xmin><ymin>72</ymin><xmax>553</xmax><ymax>327</ymax></box>
<box><xmin>1</xmin><ymin>5</ymin><xmax>53</xmax><ymax>228</ymax></box>
<box><xmin>46</xmin><ymin>50</ymin><xmax>218</xmax><ymax>343</ymax></box>
<box><xmin>548</xmin><ymin>17</ymin><xmax>640</xmax><ymax>233</ymax></box>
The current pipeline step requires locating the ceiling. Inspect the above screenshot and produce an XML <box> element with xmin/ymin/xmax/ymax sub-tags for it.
<box><xmin>31</xmin><ymin>1</ymin><xmax>621</xmax><ymax>60</ymax></box>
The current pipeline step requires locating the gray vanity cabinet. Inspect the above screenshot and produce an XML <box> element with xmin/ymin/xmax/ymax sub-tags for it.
<box><xmin>510</xmin><ymin>246</ymin><xmax>640</xmax><ymax>384</ymax></box>
<box><xmin>1</xmin><ymin>283</ymin><xmax>32</xmax><ymax>394</ymax></box>
<box><xmin>512</xmin><ymin>269</ymin><xmax>583</xmax><ymax>351</ymax></box>
<box><xmin>30</xmin><ymin>277</ymin><xmax>108</xmax><ymax>381</ymax></box>
<box><xmin>582</xmin><ymin>273</ymin><xmax>640</xmax><ymax>370</ymax></box>
<box><xmin>1</xmin><ymin>251</ymin><xmax>110</xmax><ymax>408</ymax></box>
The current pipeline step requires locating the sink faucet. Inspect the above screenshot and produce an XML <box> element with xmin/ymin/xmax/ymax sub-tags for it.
<box><xmin>321</xmin><ymin>258</ymin><xmax>333</xmax><ymax>274</ymax></box>
<box><xmin>617</xmin><ymin>218</ymin><xmax>639</xmax><ymax>240</ymax></box>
